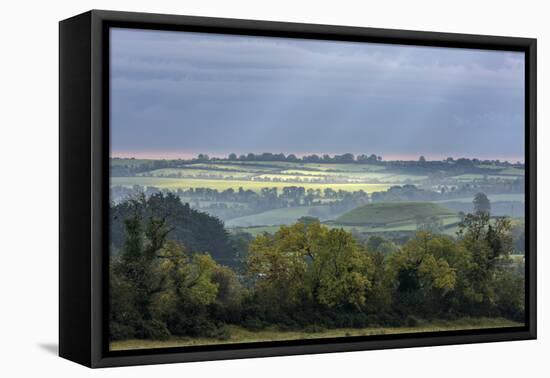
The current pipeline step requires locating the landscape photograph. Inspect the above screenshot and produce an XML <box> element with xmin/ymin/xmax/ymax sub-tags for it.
<box><xmin>108</xmin><ymin>27</ymin><xmax>526</xmax><ymax>351</ymax></box>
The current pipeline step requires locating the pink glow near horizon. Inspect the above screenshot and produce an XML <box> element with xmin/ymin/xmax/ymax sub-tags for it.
<box><xmin>111</xmin><ymin>150</ymin><xmax>524</xmax><ymax>163</ymax></box>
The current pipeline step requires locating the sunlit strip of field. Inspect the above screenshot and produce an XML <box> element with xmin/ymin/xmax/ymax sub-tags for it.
<box><xmin>110</xmin><ymin>318</ymin><xmax>522</xmax><ymax>351</ymax></box>
<box><xmin>110</xmin><ymin>177</ymin><xmax>392</xmax><ymax>193</ymax></box>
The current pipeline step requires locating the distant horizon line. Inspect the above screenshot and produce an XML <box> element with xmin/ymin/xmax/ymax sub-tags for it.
<box><xmin>110</xmin><ymin>151</ymin><xmax>525</xmax><ymax>164</ymax></box>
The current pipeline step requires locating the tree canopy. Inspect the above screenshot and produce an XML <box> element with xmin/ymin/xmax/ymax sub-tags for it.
<box><xmin>110</xmin><ymin>195</ymin><xmax>524</xmax><ymax>342</ymax></box>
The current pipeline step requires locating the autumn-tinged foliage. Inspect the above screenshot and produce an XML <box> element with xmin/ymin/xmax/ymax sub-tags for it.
<box><xmin>247</xmin><ymin>223</ymin><xmax>372</xmax><ymax>312</ymax></box>
<box><xmin>110</xmin><ymin>195</ymin><xmax>524</xmax><ymax>342</ymax></box>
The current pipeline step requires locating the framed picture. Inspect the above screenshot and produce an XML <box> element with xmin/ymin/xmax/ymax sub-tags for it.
<box><xmin>59</xmin><ymin>10</ymin><xmax>537</xmax><ymax>368</ymax></box>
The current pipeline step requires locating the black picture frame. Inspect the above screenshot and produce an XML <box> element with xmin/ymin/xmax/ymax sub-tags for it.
<box><xmin>59</xmin><ymin>9</ymin><xmax>537</xmax><ymax>368</ymax></box>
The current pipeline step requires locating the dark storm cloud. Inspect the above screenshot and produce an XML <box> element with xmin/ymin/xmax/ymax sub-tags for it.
<box><xmin>110</xmin><ymin>28</ymin><xmax>525</xmax><ymax>161</ymax></box>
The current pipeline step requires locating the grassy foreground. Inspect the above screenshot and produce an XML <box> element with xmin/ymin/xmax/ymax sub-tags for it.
<box><xmin>110</xmin><ymin>317</ymin><xmax>522</xmax><ymax>351</ymax></box>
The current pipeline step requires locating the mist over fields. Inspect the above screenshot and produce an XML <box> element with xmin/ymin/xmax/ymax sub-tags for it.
<box><xmin>110</xmin><ymin>153</ymin><xmax>525</xmax><ymax>252</ymax></box>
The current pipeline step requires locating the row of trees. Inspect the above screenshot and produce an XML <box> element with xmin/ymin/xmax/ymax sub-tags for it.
<box><xmin>193</xmin><ymin>153</ymin><xmax>520</xmax><ymax>166</ymax></box>
<box><xmin>221</xmin><ymin>152</ymin><xmax>383</xmax><ymax>164</ymax></box>
<box><xmin>110</xmin><ymin>195</ymin><xmax>524</xmax><ymax>341</ymax></box>
<box><xmin>111</xmin><ymin>186</ymin><xmax>370</xmax><ymax>222</ymax></box>
<box><xmin>112</xmin><ymin>186</ymin><xmax>369</xmax><ymax>205</ymax></box>
<box><xmin>111</xmin><ymin>154</ymin><xmax>523</xmax><ymax>171</ymax></box>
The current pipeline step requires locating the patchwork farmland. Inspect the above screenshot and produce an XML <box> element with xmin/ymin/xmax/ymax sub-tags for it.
<box><xmin>110</xmin><ymin>157</ymin><xmax>525</xmax><ymax>243</ymax></box>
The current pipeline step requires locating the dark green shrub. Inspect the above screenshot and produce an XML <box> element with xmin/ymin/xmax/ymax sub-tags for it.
<box><xmin>110</xmin><ymin>321</ymin><xmax>135</xmax><ymax>341</ymax></box>
<box><xmin>303</xmin><ymin>324</ymin><xmax>326</xmax><ymax>333</ymax></box>
<box><xmin>494</xmin><ymin>271</ymin><xmax>525</xmax><ymax>322</ymax></box>
<box><xmin>405</xmin><ymin>315</ymin><xmax>420</xmax><ymax>327</ymax></box>
<box><xmin>205</xmin><ymin>324</ymin><xmax>231</xmax><ymax>341</ymax></box>
<box><xmin>136</xmin><ymin>319</ymin><xmax>171</xmax><ymax>340</ymax></box>
<box><xmin>242</xmin><ymin>317</ymin><xmax>266</xmax><ymax>331</ymax></box>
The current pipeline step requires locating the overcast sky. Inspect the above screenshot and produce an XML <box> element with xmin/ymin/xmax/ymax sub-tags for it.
<box><xmin>110</xmin><ymin>27</ymin><xmax>525</xmax><ymax>162</ymax></box>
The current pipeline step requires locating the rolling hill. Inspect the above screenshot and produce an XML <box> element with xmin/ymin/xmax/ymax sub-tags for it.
<box><xmin>335</xmin><ymin>202</ymin><xmax>456</xmax><ymax>226</ymax></box>
<box><xmin>225</xmin><ymin>205</ymin><xmax>339</xmax><ymax>228</ymax></box>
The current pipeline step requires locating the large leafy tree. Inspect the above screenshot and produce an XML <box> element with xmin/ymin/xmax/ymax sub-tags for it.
<box><xmin>155</xmin><ymin>240</ymin><xmax>226</xmax><ymax>337</ymax></box>
<box><xmin>457</xmin><ymin>212</ymin><xmax>514</xmax><ymax>313</ymax></box>
<box><xmin>110</xmin><ymin>192</ymin><xmax>236</xmax><ymax>266</ymax></box>
<box><xmin>110</xmin><ymin>211</ymin><xmax>174</xmax><ymax>340</ymax></box>
<box><xmin>387</xmin><ymin>232</ymin><xmax>460</xmax><ymax>316</ymax></box>
<box><xmin>247</xmin><ymin>227</ymin><xmax>309</xmax><ymax>311</ymax></box>
<box><xmin>310</xmin><ymin>227</ymin><xmax>371</xmax><ymax>309</ymax></box>
<box><xmin>473</xmin><ymin>192</ymin><xmax>491</xmax><ymax>214</ymax></box>
<box><xmin>247</xmin><ymin>222</ymin><xmax>372</xmax><ymax>313</ymax></box>
<box><xmin>110</xmin><ymin>201</ymin><xmax>230</xmax><ymax>340</ymax></box>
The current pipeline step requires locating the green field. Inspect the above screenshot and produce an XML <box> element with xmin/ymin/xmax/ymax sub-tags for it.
<box><xmin>187</xmin><ymin>163</ymin><xmax>280</xmax><ymax>172</ymax></box>
<box><xmin>279</xmin><ymin>169</ymin><xmax>427</xmax><ymax>182</ymax></box>
<box><xmin>228</xmin><ymin>161</ymin><xmax>386</xmax><ymax>172</ymax></box>
<box><xmin>111</xmin><ymin>176</ymin><xmax>391</xmax><ymax>193</ymax></box>
<box><xmin>500</xmin><ymin>167</ymin><xmax>525</xmax><ymax>176</ymax></box>
<box><xmin>111</xmin><ymin>159</ymin><xmax>524</xmax><ymax>233</ymax></box>
<box><xmin>234</xmin><ymin>225</ymin><xmax>282</xmax><ymax>236</ymax></box>
<box><xmin>139</xmin><ymin>167</ymin><xmax>427</xmax><ymax>184</ymax></box>
<box><xmin>451</xmin><ymin>174</ymin><xmax>520</xmax><ymax>181</ymax></box>
<box><xmin>226</xmin><ymin>205</ymin><xmax>340</xmax><ymax>227</ymax></box>
<box><xmin>254</xmin><ymin>173</ymin><xmax>328</xmax><ymax>181</ymax></box>
<box><xmin>110</xmin><ymin>317</ymin><xmax>521</xmax><ymax>351</ymax></box>
<box><xmin>235</xmin><ymin>206</ymin><xmax>461</xmax><ymax>236</ymax></box>
<box><xmin>112</xmin><ymin>159</ymin><xmax>433</xmax><ymax>187</ymax></box>
<box><xmin>111</xmin><ymin>160</ymin><xmax>524</xmax><ymax>195</ymax></box>
<box><xmin>336</xmin><ymin>202</ymin><xmax>456</xmax><ymax>226</ymax></box>
<box><xmin>141</xmin><ymin>168</ymin><xmax>255</xmax><ymax>179</ymax></box>
<box><xmin>332</xmin><ymin>215</ymin><xmax>461</xmax><ymax>233</ymax></box>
